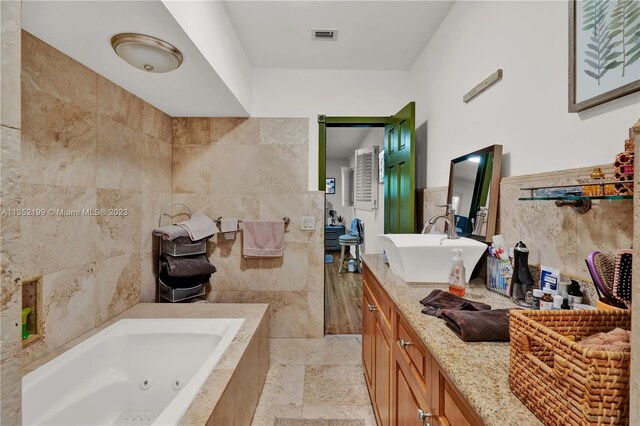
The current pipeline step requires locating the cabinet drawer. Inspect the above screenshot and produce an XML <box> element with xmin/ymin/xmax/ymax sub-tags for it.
<box><xmin>363</xmin><ymin>268</ymin><xmax>392</xmax><ymax>326</ymax></box>
<box><xmin>396</xmin><ymin>315</ymin><xmax>430</xmax><ymax>383</ymax></box>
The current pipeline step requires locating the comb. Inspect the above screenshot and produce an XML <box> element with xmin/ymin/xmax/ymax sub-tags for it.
<box><xmin>612</xmin><ymin>249</ymin><xmax>632</xmax><ymax>308</ymax></box>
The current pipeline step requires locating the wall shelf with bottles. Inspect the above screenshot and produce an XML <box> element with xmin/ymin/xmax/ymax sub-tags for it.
<box><xmin>518</xmin><ymin>181</ymin><xmax>633</xmax><ymax>213</ymax></box>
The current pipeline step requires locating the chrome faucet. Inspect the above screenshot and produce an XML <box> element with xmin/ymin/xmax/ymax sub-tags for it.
<box><xmin>421</xmin><ymin>204</ymin><xmax>459</xmax><ymax>239</ymax></box>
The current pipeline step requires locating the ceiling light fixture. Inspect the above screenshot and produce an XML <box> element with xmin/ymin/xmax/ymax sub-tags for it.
<box><xmin>111</xmin><ymin>33</ymin><xmax>183</xmax><ymax>73</ymax></box>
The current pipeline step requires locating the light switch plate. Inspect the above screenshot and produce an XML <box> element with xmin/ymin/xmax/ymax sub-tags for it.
<box><xmin>301</xmin><ymin>216</ymin><xmax>315</xmax><ymax>231</ymax></box>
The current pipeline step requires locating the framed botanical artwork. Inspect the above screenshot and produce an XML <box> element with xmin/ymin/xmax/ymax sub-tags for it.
<box><xmin>569</xmin><ymin>0</ymin><xmax>640</xmax><ymax>112</ymax></box>
<box><xmin>325</xmin><ymin>177</ymin><xmax>336</xmax><ymax>194</ymax></box>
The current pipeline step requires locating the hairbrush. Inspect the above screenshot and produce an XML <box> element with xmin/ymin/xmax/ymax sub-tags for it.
<box><xmin>612</xmin><ymin>249</ymin><xmax>632</xmax><ymax>308</ymax></box>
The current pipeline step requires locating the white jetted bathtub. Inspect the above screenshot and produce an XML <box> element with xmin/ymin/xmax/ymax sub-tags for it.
<box><xmin>23</xmin><ymin>318</ymin><xmax>244</xmax><ymax>426</ymax></box>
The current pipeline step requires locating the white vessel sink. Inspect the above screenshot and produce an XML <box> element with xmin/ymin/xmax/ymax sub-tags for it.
<box><xmin>378</xmin><ymin>234</ymin><xmax>487</xmax><ymax>283</ymax></box>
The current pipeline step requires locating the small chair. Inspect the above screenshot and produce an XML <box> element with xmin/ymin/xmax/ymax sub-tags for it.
<box><xmin>338</xmin><ymin>218</ymin><xmax>363</xmax><ymax>273</ymax></box>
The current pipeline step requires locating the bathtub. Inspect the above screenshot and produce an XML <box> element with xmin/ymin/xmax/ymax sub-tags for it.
<box><xmin>22</xmin><ymin>318</ymin><xmax>244</xmax><ymax>426</ymax></box>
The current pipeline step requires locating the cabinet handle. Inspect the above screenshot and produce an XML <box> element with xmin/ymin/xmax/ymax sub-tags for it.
<box><xmin>367</xmin><ymin>304</ymin><xmax>377</xmax><ymax>312</ymax></box>
<box><xmin>399</xmin><ymin>338</ymin><xmax>413</xmax><ymax>349</ymax></box>
<box><xmin>417</xmin><ymin>408</ymin><xmax>432</xmax><ymax>425</ymax></box>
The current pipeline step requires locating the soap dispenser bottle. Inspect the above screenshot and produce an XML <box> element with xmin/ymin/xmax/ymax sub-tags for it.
<box><xmin>448</xmin><ymin>249</ymin><xmax>466</xmax><ymax>297</ymax></box>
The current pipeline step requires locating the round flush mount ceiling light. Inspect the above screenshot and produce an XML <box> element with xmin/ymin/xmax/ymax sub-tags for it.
<box><xmin>111</xmin><ymin>33</ymin><xmax>183</xmax><ymax>73</ymax></box>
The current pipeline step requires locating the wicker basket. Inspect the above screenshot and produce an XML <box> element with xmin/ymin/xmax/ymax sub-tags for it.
<box><xmin>509</xmin><ymin>310</ymin><xmax>631</xmax><ymax>426</ymax></box>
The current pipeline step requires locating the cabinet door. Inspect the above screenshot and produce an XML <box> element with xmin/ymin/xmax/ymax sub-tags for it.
<box><xmin>396</xmin><ymin>361</ymin><xmax>429</xmax><ymax>426</ymax></box>
<box><xmin>374</xmin><ymin>320</ymin><xmax>391</xmax><ymax>426</ymax></box>
<box><xmin>362</xmin><ymin>288</ymin><xmax>375</xmax><ymax>388</ymax></box>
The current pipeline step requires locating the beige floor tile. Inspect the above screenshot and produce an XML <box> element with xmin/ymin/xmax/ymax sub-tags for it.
<box><xmin>306</xmin><ymin>336</ymin><xmax>362</xmax><ymax>366</ymax></box>
<box><xmin>271</xmin><ymin>338</ymin><xmax>307</xmax><ymax>365</ymax></box>
<box><xmin>259</xmin><ymin>365</ymin><xmax>305</xmax><ymax>406</ymax></box>
<box><xmin>303</xmin><ymin>365</ymin><xmax>370</xmax><ymax>406</ymax></box>
<box><xmin>251</xmin><ymin>404</ymin><xmax>303</xmax><ymax>426</ymax></box>
<box><xmin>301</xmin><ymin>406</ymin><xmax>376</xmax><ymax>426</ymax></box>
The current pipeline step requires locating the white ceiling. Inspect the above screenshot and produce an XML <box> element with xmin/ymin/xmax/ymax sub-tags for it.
<box><xmin>22</xmin><ymin>1</ymin><xmax>249</xmax><ymax>117</ymax></box>
<box><xmin>327</xmin><ymin>127</ymin><xmax>370</xmax><ymax>160</ymax></box>
<box><xmin>222</xmin><ymin>1</ymin><xmax>455</xmax><ymax>70</ymax></box>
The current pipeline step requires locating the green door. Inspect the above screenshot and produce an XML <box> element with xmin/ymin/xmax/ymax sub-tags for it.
<box><xmin>384</xmin><ymin>102</ymin><xmax>415</xmax><ymax>233</ymax></box>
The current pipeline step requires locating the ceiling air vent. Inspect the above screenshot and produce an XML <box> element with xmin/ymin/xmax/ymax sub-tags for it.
<box><xmin>312</xmin><ymin>29</ymin><xmax>338</xmax><ymax>41</ymax></box>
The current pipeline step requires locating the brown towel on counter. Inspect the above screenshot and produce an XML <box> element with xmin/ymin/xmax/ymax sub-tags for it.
<box><xmin>420</xmin><ymin>289</ymin><xmax>491</xmax><ymax>318</ymax></box>
<box><xmin>440</xmin><ymin>309</ymin><xmax>516</xmax><ymax>342</ymax></box>
<box><xmin>160</xmin><ymin>254</ymin><xmax>216</xmax><ymax>277</ymax></box>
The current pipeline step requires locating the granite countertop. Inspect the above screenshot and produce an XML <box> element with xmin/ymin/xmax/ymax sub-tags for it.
<box><xmin>362</xmin><ymin>255</ymin><xmax>542</xmax><ymax>426</ymax></box>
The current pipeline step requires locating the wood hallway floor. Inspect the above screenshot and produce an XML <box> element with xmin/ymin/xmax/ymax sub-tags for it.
<box><xmin>324</xmin><ymin>251</ymin><xmax>362</xmax><ymax>335</ymax></box>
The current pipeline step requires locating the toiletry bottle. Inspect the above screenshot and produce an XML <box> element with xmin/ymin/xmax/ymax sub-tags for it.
<box><xmin>553</xmin><ymin>295</ymin><xmax>563</xmax><ymax>310</ymax></box>
<box><xmin>511</xmin><ymin>241</ymin><xmax>535</xmax><ymax>303</ymax></box>
<box><xmin>561</xmin><ymin>298</ymin><xmax>570</xmax><ymax>310</ymax></box>
<box><xmin>531</xmin><ymin>289</ymin><xmax>543</xmax><ymax>310</ymax></box>
<box><xmin>540</xmin><ymin>288</ymin><xmax>554</xmax><ymax>310</ymax></box>
<box><xmin>448</xmin><ymin>249</ymin><xmax>466</xmax><ymax>297</ymax></box>
<box><xmin>22</xmin><ymin>307</ymin><xmax>32</xmax><ymax>340</ymax></box>
<box><xmin>567</xmin><ymin>280</ymin><xmax>583</xmax><ymax>307</ymax></box>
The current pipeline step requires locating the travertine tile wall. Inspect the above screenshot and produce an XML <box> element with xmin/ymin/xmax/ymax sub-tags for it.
<box><xmin>423</xmin><ymin>164</ymin><xmax>633</xmax><ymax>284</ymax></box>
<box><xmin>19</xmin><ymin>31</ymin><xmax>172</xmax><ymax>366</ymax></box>
<box><xmin>1</xmin><ymin>1</ymin><xmax>24</xmax><ymax>423</ymax></box>
<box><xmin>172</xmin><ymin>118</ymin><xmax>324</xmax><ymax>338</ymax></box>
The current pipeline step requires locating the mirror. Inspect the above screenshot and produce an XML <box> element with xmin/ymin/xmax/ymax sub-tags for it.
<box><xmin>447</xmin><ymin>144</ymin><xmax>502</xmax><ymax>242</ymax></box>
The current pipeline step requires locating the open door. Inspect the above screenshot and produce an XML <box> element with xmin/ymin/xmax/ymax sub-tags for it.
<box><xmin>384</xmin><ymin>102</ymin><xmax>415</xmax><ymax>233</ymax></box>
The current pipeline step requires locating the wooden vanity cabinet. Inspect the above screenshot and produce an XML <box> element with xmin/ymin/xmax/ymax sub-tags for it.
<box><xmin>362</xmin><ymin>264</ymin><xmax>484</xmax><ymax>426</ymax></box>
<box><xmin>363</xmin><ymin>268</ymin><xmax>393</xmax><ymax>425</ymax></box>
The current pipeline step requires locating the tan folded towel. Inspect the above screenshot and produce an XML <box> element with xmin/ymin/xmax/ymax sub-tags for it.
<box><xmin>242</xmin><ymin>220</ymin><xmax>285</xmax><ymax>258</ymax></box>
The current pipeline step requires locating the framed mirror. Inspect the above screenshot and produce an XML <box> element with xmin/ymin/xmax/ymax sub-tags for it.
<box><xmin>447</xmin><ymin>144</ymin><xmax>502</xmax><ymax>242</ymax></box>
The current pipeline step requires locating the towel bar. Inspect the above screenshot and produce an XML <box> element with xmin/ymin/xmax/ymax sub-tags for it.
<box><xmin>214</xmin><ymin>217</ymin><xmax>290</xmax><ymax>230</ymax></box>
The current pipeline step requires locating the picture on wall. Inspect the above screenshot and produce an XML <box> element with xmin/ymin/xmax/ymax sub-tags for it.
<box><xmin>326</xmin><ymin>177</ymin><xmax>336</xmax><ymax>194</ymax></box>
<box><xmin>569</xmin><ymin>0</ymin><xmax>640</xmax><ymax>112</ymax></box>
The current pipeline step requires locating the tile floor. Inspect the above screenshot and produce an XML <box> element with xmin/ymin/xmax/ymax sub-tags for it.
<box><xmin>252</xmin><ymin>335</ymin><xmax>376</xmax><ymax>426</ymax></box>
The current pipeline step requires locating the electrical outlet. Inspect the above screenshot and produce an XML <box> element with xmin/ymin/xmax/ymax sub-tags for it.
<box><xmin>301</xmin><ymin>216</ymin><xmax>315</xmax><ymax>231</ymax></box>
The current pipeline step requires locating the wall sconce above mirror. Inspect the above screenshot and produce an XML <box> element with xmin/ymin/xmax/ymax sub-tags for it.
<box><xmin>447</xmin><ymin>144</ymin><xmax>502</xmax><ymax>242</ymax></box>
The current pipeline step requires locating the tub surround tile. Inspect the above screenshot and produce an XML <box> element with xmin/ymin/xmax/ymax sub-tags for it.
<box><xmin>140</xmin><ymin>192</ymin><xmax>171</xmax><ymax>254</ymax></box>
<box><xmin>1</xmin><ymin>6</ymin><xmax>21</xmax><ymax>421</ymax></box>
<box><xmin>259</xmin><ymin>243</ymin><xmax>309</xmax><ymax>292</ymax></box>
<box><xmin>21</xmin><ymin>184</ymin><xmax>97</xmax><ymax>275</ymax></box>
<box><xmin>1</xmin><ymin>2</ymin><xmax>21</xmax><ymax>129</ymax></box>
<box><xmin>21</xmin><ymin>31</ymin><xmax>96</xmax><ymax>112</ymax></box>
<box><xmin>172</xmin><ymin>117</ymin><xmax>210</xmax><ymax>146</ymax></box>
<box><xmin>306</xmin><ymin>292</ymin><xmax>324</xmax><ymax>338</ymax></box>
<box><xmin>141</xmin><ymin>102</ymin><xmax>171</xmax><ymax>142</ymax></box>
<box><xmin>181</xmin><ymin>369</ymin><xmax>234</xmax><ymax>426</ymax></box>
<box><xmin>302</xmin><ymin>365</ymin><xmax>370</xmax><ymax>406</ymax></box>
<box><xmin>258</xmin><ymin>144</ymin><xmax>308</xmax><ymax>194</ymax></box>
<box><xmin>96</xmin><ymin>76</ymin><xmax>142</xmax><ymax>131</ymax></box>
<box><xmin>210</xmin><ymin>117</ymin><xmax>260</xmax><ymax>145</ymax></box>
<box><xmin>95</xmin><ymin>252</ymin><xmax>141</xmax><ymax>324</ymax></box>
<box><xmin>141</xmin><ymin>135</ymin><xmax>171</xmax><ymax>193</ymax></box>
<box><xmin>260</xmin><ymin>118</ymin><xmax>308</xmax><ymax>145</ymax></box>
<box><xmin>96</xmin><ymin>116</ymin><xmax>142</xmax><ymax>191</ymax></box>
<box><xmin>40</xmin><ymin>264</ymin><xmax>96</xmax><ymax>352</ymax></box>
<box><xmin>139</xmin><ymin>252</ymin><xmax>157</xmax><ymax>303</ymax></box>
<box><xmin>21</xmin><ymin>88</ymin><xmax>97</xmax><ymax>187</ymax></box>
<box><xmin>270</xmin><ymin>338</ymin><xmax>307</xmax><ymax>366</ymax></box>
<box><xmin>96</xmin><ymin>189</ymin><xmax>142</xmax><ymax>260</ymax></box>
<box><xmin>171</xmin><ymin>145</ymin><xmax>212</xmax><ymax>194</ymax></box>
<box><xmin>0</xmin><ymin>357</ymin><xmax>22</xmax><ymax>425</ymax></box>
